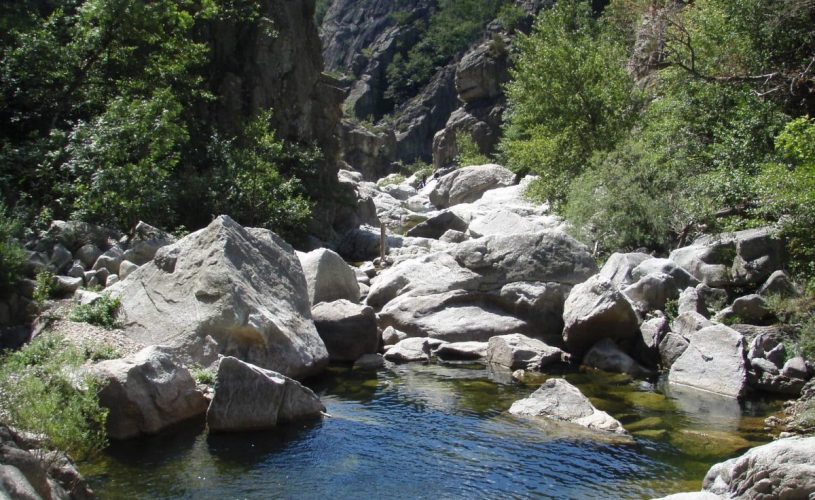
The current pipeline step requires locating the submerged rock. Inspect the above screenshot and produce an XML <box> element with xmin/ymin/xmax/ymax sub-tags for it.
<box><xmin>509</xmin><ymin>378</ymin><xmax>627</xmax><ymax>435</ymax></box>
<box><xmin>207</xmin><ymin>357</ymin><xmax>325</xmax><ymax>432</ymax></box>
<box><xmin>583</xmin><ymin>338</ymin><xmax>652</xmax><ymax>377</ymax></box>
<box><xmin>111</xmin><ymin>216</ymin><xmax>328</xmax><ymax>379</ymax></box>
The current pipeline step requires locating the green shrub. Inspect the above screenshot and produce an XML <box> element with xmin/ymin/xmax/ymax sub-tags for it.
<box><xmin>69</xmin><ymin>295</ymin><xmax>121</xmax><ymax>330</ymax></box>
<box><xmin>33</xmin><ymin>270</ymin><xmax>56</xmax><ymax>306</ymax></box>
<box><xmin>0</xmin><ymin>334</ymin><xmax>109</xmax><ymax>459</ymax></box>
<box><xmin>454</xmin><ymin>132</ymin><xmax>490</xmax><ymax>167</ymax></box>
<box><xmin>497</xmin><ymin>3</ymin><xmax>527</xmax><ymax>32</ymax></box>
<box><xmin>0</xmin><ymin>203</ymin><xmax>25</xmax><ymax>297</ymax></box>
<box><xmin>379</xmin><ymin>174</ymin><xmax>406</xmax><ymax>187</ymax></box>
<box><xmin>190</xmin><ymin>365</ymin><xmax>215</xmax><ymax>385</ymax></box>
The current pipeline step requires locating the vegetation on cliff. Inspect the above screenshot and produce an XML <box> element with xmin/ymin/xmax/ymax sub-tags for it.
<box><xmin>501</xmin><ymin>0</ymin><xmax>815</xmax><ymax>279</ymax></box>
<box><xmin>0</xmin><ymin>0</ymin><xmax>319</xmax><ymax>239</ymax></box>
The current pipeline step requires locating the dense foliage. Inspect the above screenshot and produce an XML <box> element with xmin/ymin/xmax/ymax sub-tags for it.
<box><xmin>0</xmin><ymin>334</ymin><xmax>110</xmax><ymax>459</ymax></box>
<box><xmin>0</xmin><ymin>0</ymin><xmax>319</xmax><ymax>236</ymax></box>
<box><xmin>501</xmin><ymin>0</ymin><xmax>815</xmax><ymax>277</ymax></box>
<box><xmin>385</xmin><ymin>0</ymin><xmax>503</xmax><ymax>104</ymax></box>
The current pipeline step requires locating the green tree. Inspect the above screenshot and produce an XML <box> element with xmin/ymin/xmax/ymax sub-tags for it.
<box><xmin>499</xmin><ymin>0</ymin><xmax>640</xmax><ymax>206</ymax></box>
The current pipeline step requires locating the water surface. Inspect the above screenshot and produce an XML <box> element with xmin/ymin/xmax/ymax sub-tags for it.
<box><xmin>83</xmin><ymin>362</ymin><xmax>780</xmax><ymax>499</ymax></box>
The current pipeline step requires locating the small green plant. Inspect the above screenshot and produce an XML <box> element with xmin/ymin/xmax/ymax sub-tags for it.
<box><xmin>190</xmin><ymin>365</ymin><xmax>215</xmax><ymax>385</ymax></box>
<box><xmin>33</xmin><ymin>270</ymin><xmax>56</xmax><ymax>305</ymax></box>
<box><xmin>69</xmin><ymin>295</ymin><xmax>121</xmax><ymax>329</ymax></box>
<box><xmin>454</xmin><ymin>131</ymin><xmax>489</xmax><ymax>167</ymax></box>
<box><xmin>82</xmin><ymin>341</ymin><xmax>122</xmax><ymax>362</ymax></box>
<box><xmin>663</xmin><ymin>299</ymin><xmax>679</xmax><ymax>322</ymax></box>
<box><xmin>378</xmin><ymin>174</ymin><xmax>406</xmax><ymax>187</ymax></box>
<box><xmin>0</xmin><ymin>334</ymin><xmax>109</xmax><ymax>459</ymax></box>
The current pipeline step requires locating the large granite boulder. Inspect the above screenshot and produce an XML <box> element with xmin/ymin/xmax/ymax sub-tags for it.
<box><xmin>405</xmin><ymin>210</ymin><xmax>468</xmax><ymax>239</ymax></box>
<box><xmin>383</xmin><ymin>337</ymin><xmax>431</xmax><ymax>363</ymax></box>
<box><xmin>312</xmin><ymin>300</ymin><xmax>378</xmax><ymax>362</ymax></box>
<box><xmin>298</xmin><ymin>248</ymin><xmax>360</xmax><ymax>305</ymax></box>
<box><xmin>453</xmin><ymin>231</ymin><xmax>597</xmax><ymax>291</ymax></box>
<box><xmin>378</xmin><ymin>290</ymin><xmax>529</xmax><ymax>342</ymax></box>
<box><xmin>123</xmin><ymin>221</ymin><xmax>176</xmax><ymax>265</ymax></box>
<box><xmin>495</xmin><ymin>281</ymin><xmax>571</xmax><ymax>340</ymax></box>
<box><xmin>668</xmin><ymin>325</ymin><xmax>748</xmax><ymax>398</ymax></box>
<box><xmin>583</xmin><ymin>338</ymin><xmax>651</xmax><ymax>377</ymax></box>
<box><xmin>92</xmin><ymin>346</ymin><xmax>209</xmax><ymax>440</ymax></box>
<box><xmin>509</xmin><ymin>378</ymin><xmax>627</xmax><ymax>435</ymax></box>
<box><xmin>598</xmin><ymin>252</ymin><xmax>651</xmax><ymax>287</ymax></box>
<box><xmin>669</xmin><ymin>227</ymin><xmax>783</xmax><ymax>288</ymax></box>
<box><xmin>207</xmin><ymin>357</ymin><xmax>325</xmax><ymax>432</ymax></box>
<box><xmin>703</xmin><ymin>437</ymin><xmax>815</xmax><ymax>498</ymax></box>
<box><xmin>429</xmin><ymin>164</ymin><xmax>515</xmax><ymax>208</ymax></box>
<box><xmin>562</xmin><ymin>275</ymin><xmax>640</xmax><ymax>356</ymax></box>
<box><xmin>111</xmin><ymin>216</ymin><xmax>328</xmax><ymax>379</ymax></box>
<box><xmin>365</xmin><ymin>252</ymin><xmax>481</xmax><ymax>309</ymax></box>
<box><xmin>485</xmin><ymin>333</ymin><xmax>564</xmax><ymax>370</ymax></box>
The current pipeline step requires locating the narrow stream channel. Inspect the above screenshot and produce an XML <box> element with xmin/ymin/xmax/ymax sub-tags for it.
<box><xmin>82</xmin><ymin>362</ymin><xmax>781</xmax><ymax>499</ymax></box>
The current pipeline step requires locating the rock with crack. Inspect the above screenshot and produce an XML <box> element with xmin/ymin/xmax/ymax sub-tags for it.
<box><xmin>109</xmin><ymin>215</ymin><xmax>328</xmax><ymax>379</ymax></box>
<box><xmin>668</xmin><ymin>324</ymin><xmax>748</xmax><ymax>398</ymax></box>
<box><xmin>207</xmin><ymin>357</ymin><xmax>325</xmax><ymax>432</ymax></box>
<box><xmin>377</xmin><ymin>290</ymin><xmax>529</xmax><ymax>342</ymax></box>
<box><xmin>509</xmin><ymin>378</ymin><xmax>627</xmax><ymax>435</ymax></box>
<box><xmin>92</xmin><ymin>346</ymin><xmax>209</xmax><ymax>440</ymax></box>
<box><xmin>485</xmin><ymin>333</ymin><xmax>565</xmax><ymax>370</ymax></box>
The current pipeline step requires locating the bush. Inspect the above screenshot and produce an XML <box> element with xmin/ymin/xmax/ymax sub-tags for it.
<box><xmin>0</xmin><ymin>334</ymin><xmax>108</xmax><ymax>459</ymax></box>
<box><xmin>454</xmin><ymin>132</ymin><xmax>490</xmax><ymax>167</ymax></box>
<box><xmin>190</xmin><ymin>365</ymin><xmax>215</xmax><ymax>385</ymax></box>
<box><xmin>0</xmin><ymin>203</ymin><xmax>25</xmax><ymax>297</ymax></box>
<box><xmin>69</xmin><ymin>295</ymin><xmax>121</xmax><ymax>330</ymax></box>
<box><xmin>33</xmin><ymin>270</ymin><xmax>56</xmax><ymax>306</ymax></box>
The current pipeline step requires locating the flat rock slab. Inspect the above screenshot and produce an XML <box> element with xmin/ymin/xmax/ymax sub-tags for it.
<box><xmin>485</xmin><ymin>333</ymin><xmax>564</xmax><ymax>370</ymax></box>
<box><xmin>433</xmin><ymin>341</ymin><xmax>488</xmax><ymax>361</ymax></box>
<box><xmin>383</xmin><ymin>337</ymin><xmax>430</xmax><ymax>363</ymax></box>
<box><xmin>509</xmin><ymin>378</ymin><xmax>627</xmax><ymax>435</ymax></box>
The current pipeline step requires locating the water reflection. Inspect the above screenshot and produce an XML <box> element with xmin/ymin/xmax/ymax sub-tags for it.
<box><xmin>83</xmin><ymin>362</ymin><xmax>782</xmax><ymax>499</ymax></box>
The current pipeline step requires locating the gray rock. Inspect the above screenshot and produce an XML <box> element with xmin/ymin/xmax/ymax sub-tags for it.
<box><xmin>429</xmin><ymin>164</ymin><xmax>515</xmax><ymax>208</ymax></box>
<box><xmin>659</xmin><ymin>332</ymin><xmax>690</xmax><ymax>368</ymax></box>
<box><xmin>49</xmin><ymin>244</ymin><xmax>73</xmax><ymax>274</ymax></box>
<box><xmin>583</xmin><ymin>338</ymin><xmax>651</xmax><ymax>377</ymax></box>
<box><xmin>110</xmin><ymin>216</ymin><xmax>328</xmax><ymax>379</ymax></box>
<box><xmin>406</xmin><ymin>210</ymin><xmax>468</xmax><ymax>239</ymax></box>
<box><xmin>751</xmin><ymin>357</ymin><xmax>780</xmax><ymax>375</ymax></box>
<box><xmin>622</xmin><ymin>272</ymin><xmax>680</xmax><ymax>314</ymax></box>
<box><xmin>562</xmin><ymin>275</ymin><xmax>640</xmax><ymax>356</ymax></box>
<box><xmin>467</xmin><ymin>209</ymin><xmax>551</xmax><ymax>239</ymax></box>
<box><xmin>509</xmin><ymin>378</ymin><xmax>627</xmax><ymax>435</ymax></box>
<box><xmin>24</xmin><ymin>251</ymin><xmax>50</xmax><ymax>276</ymax></box>
<box><xmin>0</xmin><ymin>464</ymin><xmax>40</xmax><ymax>500</ymax></box>
<box><xmin>118</xmin><ymin>260</ymin><xmax>139</xmax><ymax>281</ymax></box>
<box><xmin>92</xmin><ymin>246</ymin><xmax>124</xmax><ymax>275</ymax></box>
<box><xmin>82</xmin><ymin>270</ymin><xmax>98</xmax><ymax>288</ymax></box>
<box><xmin>53</xmin><ymin>275</ymin><xmax>83</xmax><ymax>295</ymax></box>
<box><xmin>383</xmin><ymin>337</ymin><xmax>430</xmax><ymax>363</ymax></box>
<box><xmin>696</xmin><ymin>284</ymin><xmax>729</xmax><ymax>314</ymax></box>
<box><xmin>105</xmin><ymin>274</ymin><xmax>119</xmax><ymax>288</ymax></box>
<box><xmin>312</xmin><ymin>300</ymin><xmax>378</xmax><ymax>362</ymax></box>
<box><xmin>94</xmin><ymin>267</ymin><xmax>110</xmax><ymax>285</ymax></box>
<box><xmin>757</xmin><ymin>270</ymin><xmax>800</xmax><ymax>299</ymax></box>
<box><xmin>298</xmin><ymin>248</ymin><xmax>360</xmax><ymax>306</ymax></box>
<box><xmin>66</xmin><ymin>261</ymin><xmax>85</xmax><ymax>279</ymax></box>
<box><xmin>366</xmin><ymin>252</ymin><xmax>480</xmax><ymax>309</ymax></box>
<box><xmin>668</xmin><ymin>325</ymin><xmax>748</xmax><ymax>398</ymax></box>
<box><xmin>678</xmin><ymin>287</ymin><xmax>707</xmax><ymax>316</ymax></box>
<box><xmin>74</xmin><ymin>290</ymin><xmax>102</xmax><ymax>306</ymax></box>
<box><xmin>75</xmin><ymin>244</ymin><xmax>103</xmax><ymax>269</ymax></box>
<box><xmin>439</xmin><ymin>229</ymin><xmax>468</xmax><ymax>243</ymax></box>
<box><xmin>455</xmin><ymin>38</ymin><xmax>508</xmax><ymax>103</ymax></box>
<box><xmin>599</xmin><ymin>252</ymin><xmax>651</xmax><ymax>287</ymax></box>
<box><xmin>454</xmin><ymin>231</ymin><xmax>598</xmax><ymax>290</ymax></box>
<box><xmin>496</xmin><ymin>281</ymin><xmax>570</xmax><ymax>340</ymax></box>
<box><xmin>353</xmin><ymin>353</ymin><xmax>385</xmax><ymax>370</ymax></box>
<box><xmin>207</xmin><ymin>357</ymin><xmax>325</xmax><ymax>432</ymax></box>
<box><xmin>782</xmin><ymin>356</ymin><xmax>810</xmax><ymax>380</ymax></box>
<box><xmin>730</xmin><ymin>294</ymin><xmax>772</xmax><ymax>323</ymax></box>
<box><xmin>652</xmin><ymin>493</ymin><xmax>723</xmax><ymax>500</ymax></box>
<box><xmin>378</xmin><ymin>290</ymin><xmax>529</xmax><ymax>342</ymax></box>
<box><xmin>122</xmin><ymin>221</ymin><xmax>176</xmax><ymax>265</ymax></box>
<box><xmin>433</xmin><ymin>341</ymin><xmax>488</xmax><ymax>361</ymax></box>
<box><xmin>337</xmin><ymin>225</ymin><xmax>384</xmax><ymax>262</ymax></box>
<box><xmin>92</xmin><ymin>346</ymin><xmax>209</xmax><ymax>440</ymax></box>
<box><xmin>640</xmin><ymin>316</ymin><xmax>669</xmax><ymax>350</ymax></box>
<box><xmin>703</xmin><ymin>437</ymin><xmax>815</xmax><ymax>498</ymax></box>
<box><xmin>381</xmin><ymin>326</ymin><xmax>408</xmax><ymax>346</ymax></box>
<box><xmin>631</xmin><ymin>257</ymin><xmax>698</xmax><ymax>289</ymax></box>
<box><xmin>671</xmin><ymin>311</ymin><xmax>715</xmax><ymax>339</ymax></box>
<box><xmin>670</xmin><ymin>227</ymin><xmax>783</xmax><ymax>288</ymax></box>
<box><xmin>485</xmin><ymin>333</ymin><xmax>564</xmax><ymax>370</ymax></box>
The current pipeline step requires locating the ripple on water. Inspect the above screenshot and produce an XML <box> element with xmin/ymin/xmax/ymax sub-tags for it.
<box><xmin>83</xmin><ymin>363</ymin><xmax>782</xmax><ymax>499</ymax></box>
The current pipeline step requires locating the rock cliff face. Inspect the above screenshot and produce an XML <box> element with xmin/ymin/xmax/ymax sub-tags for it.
<box><xmin>200</xmin><ymin>0</ymin><xmax>344</xmax><ymax>239</ymax></box>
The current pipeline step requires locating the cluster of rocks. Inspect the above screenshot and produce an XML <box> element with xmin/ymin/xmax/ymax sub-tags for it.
<box><xmin>0</xmin><ymin>426</ymin><xmax>94</xmax><ymax>499</ymax></box>
<box><xmin>329</xmin><ymin>163</ymin><xmax>815</xmax><ymax>438</ymax></box>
